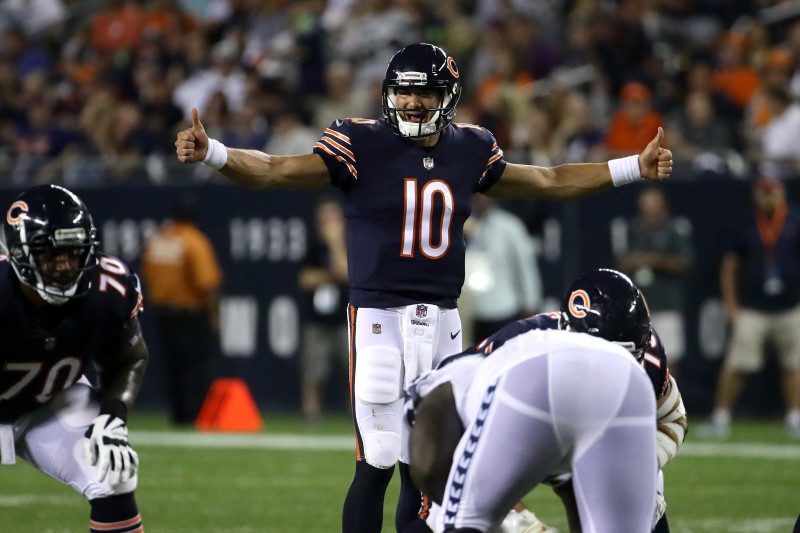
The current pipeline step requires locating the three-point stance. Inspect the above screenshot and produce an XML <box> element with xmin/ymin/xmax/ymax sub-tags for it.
<box><xmin>0</xmin><ymin>185</ymin><xmax>148</xmax><ymax>532</ymax></box>
<box><xmin>405</xmin><ymin>327</ymin><xmax>658</xmax><ymax>533</ymax></box>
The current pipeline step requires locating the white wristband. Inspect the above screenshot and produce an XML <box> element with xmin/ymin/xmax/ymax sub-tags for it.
<box><xmin>202</xmin><ymin>138</ymin><xmax>228</xmax><ymax>170</ymax></box>
<box><xmin>608</xmin><ymin>155</ymin><xmax>643</xmax><ymax>187</ymax></box>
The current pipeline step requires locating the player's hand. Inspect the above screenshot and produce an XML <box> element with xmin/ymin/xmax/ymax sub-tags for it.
<box><xmin>654</xmin><ymin>487</ymin><xmax>667</xmax><ymax>524</ymax></box>
<box><xmin>84</xmin><ymin>414</ymin><xmax>139</xmax><ymax>485</ymax></box>
<box><xmin>175</xmin><ymin>107</ymin><xmax>209</xmax><ymax>164</ymax></box>
<box><xmin>638</xmin><ymin>127</ymin><xmax>672</xmax><ymax>182</ymax></box>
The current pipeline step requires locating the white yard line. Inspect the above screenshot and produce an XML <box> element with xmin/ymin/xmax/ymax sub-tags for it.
<box><xmin>129</xmin><ymin>431</ymin><xmax>800</xmax><ymax>459</ymax></box>
<box><xmin>131</xmin><ymin>431</ymin><xmax>354</xmax><ymax>450</ymax></box>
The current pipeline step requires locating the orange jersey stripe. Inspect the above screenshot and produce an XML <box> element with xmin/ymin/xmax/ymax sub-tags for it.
<box><xmin>314</xmin><ymin>142</ymin><xmax>358</xmax><ymax>180</ymax></box>
<box><xmin>487</xmin><ymin>152</ymin><xmax>503</xmax><ymax>165</ymax></box>
<box><xmin>320</xmin><ymin>135</ymin><xmax>356</xmax><ymax>162</ymax></box>
<box><xmin>324</xmin><ymin>128</ymin><xmax>352</xmax><ymax>144</ymax></box>
<box><xmin>348</xmin><ymin>306</ymin><xmax>363</xmax><ymax>461</ymax></box>
<box><xmin>90</xmin><ymin>514</ymin><xmax>142</xmax><ymax>530</ymax></box>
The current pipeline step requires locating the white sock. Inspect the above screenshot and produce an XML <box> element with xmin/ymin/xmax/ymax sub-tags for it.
<box><xmin>786</xmin><ymin>410</ymin><xmax>800</xmax><ymax>428</ymax></box>
<box><xmin>712</xmin><ymin>409</ymin><xmax>731</xmax><ymax>426</ymax></box>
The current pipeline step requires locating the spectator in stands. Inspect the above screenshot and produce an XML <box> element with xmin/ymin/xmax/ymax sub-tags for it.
<box><xmin>606</xmin><ymin>81</ymin><xmax>664</xmax><ymax>157</ymax></box>
<box><xmin>758</xmin><ymin>87</ymin><xmax>800</xmax><ymax>180</ymax></box>
<box><xmin>172</xmin><ymin>37</ymin><xmax>247</xmax><ymax>120</ymax></box>
<box><xmin>668</xmin><ymin>90</ymin><xmax>738</xmax><ymax>178</ymax></box>
<box><xmin>312</xmin><ymin>61</ymin><xmax>370</xmax><ymax>132</ymax></box>
<box><xmin>702</xmin><ymin>177</ymin><xmax>800</xmax><ymax>440</ymax></box>
<box><xmin>90</xmin><ymin>0</ymin><xmax>144</xmax><ymax>57</ymax></box>
<box><xmin>616</xmin><ymin>186</ymin><xmax>694</xmax><ymax>375</ymax></box>
<box><xmin>743</xmin><ymin>48</ymin><xmax>795</xmax><ymax>164</ymax></box>
<box><xmin>550</xmin><ymin>89</ymin><xmax>606</xmax><ymax>164</ymax></box>
<box><xmin>712</xmin><ymin>31</ymin><xmax>761</xmax><ymax>113</ymax></box>
<box><xmin>141</xmin><ymin>193</ymin><xmax>223</xmax><ymax>425</ymax></box>
<box><xmin>262</xmin><ymin>104</ymin><xmax>319</xmax><ymax>157</ymax></box>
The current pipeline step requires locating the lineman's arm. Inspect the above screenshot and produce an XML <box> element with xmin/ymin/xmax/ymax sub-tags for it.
<box><xmin>85</xmin><ymin>318</ymin><xmax>147</xmax><ymax>483</ymax></box>
<box><xmin>95</xmin><ymin>318</ymin><xmax>149</xmax><ymax>414</ymax></box>
<box><xmin>656</xmin><ymin>375</ymin><xmax>687</xmax><ymax>468</ymax></box>
<box><xmin>408</xmin><ymin>382</ymin><xmax>464</xmax><ymax>504</ymax></box>
<box><xmin>175</xmin><ymin>108</ymin><xmax>330</xmax><ymax>189</ymax></box>
<box><xmin>485</xmin><ymin>128</ymin><xmax>672</xmax><ymax>200</ymax></box>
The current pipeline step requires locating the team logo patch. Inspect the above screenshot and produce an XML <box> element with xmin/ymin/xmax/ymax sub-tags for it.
<box><xmin>568</xmin><ymin>289</ymin><xmax>590</xmax><ymax>318</ymax></box>
<box><xmin>372</xmin><ymin>323</ymin><xmax>382</xmax><ymax>334</ymax></box>
<box><xmin>423</xmin><ymin>156</ymin><xmax>434</xmax><ymax>170</ymax></box>
<box><xmin>6</xmin><ymin>200</ymin><xmax>28</xmax><ymax>225</ymax></box>
<box><xmin>416</xmin><ymin>305</ymin><xmax>428</xmax><ymax>318</ymax></box>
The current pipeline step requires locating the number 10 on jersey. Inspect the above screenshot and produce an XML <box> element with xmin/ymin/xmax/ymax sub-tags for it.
<box><xmin>401</xmin><ymin>178</ymin><xmax>454</xmax><ymax>259</ymax></box>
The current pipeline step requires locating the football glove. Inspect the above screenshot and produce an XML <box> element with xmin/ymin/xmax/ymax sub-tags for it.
<box><xmin>84</xmin><ymin>413</ymin><xmax>139</xmax><ymax>485</ymax></box>
<box><xmin>654</xmin><ymin>488</ymin><xmax>667</xmax><ymax>525</ymax></box>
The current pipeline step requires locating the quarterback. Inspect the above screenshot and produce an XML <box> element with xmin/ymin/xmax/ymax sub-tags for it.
<box><xmin>176</xmin><ymin>42</ymin><xmax>673</xmax><ymax>533</ymax></box>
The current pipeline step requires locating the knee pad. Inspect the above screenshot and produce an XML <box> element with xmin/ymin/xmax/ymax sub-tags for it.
<box><xmin>356</xmin><ymin>345</ymin><xmax>403</xmax><ymax>405</ymax></box>
<box><xmin>359</xmin><ymin>413</ymin><xmax>401</xmax><ymax>468</ymax></box>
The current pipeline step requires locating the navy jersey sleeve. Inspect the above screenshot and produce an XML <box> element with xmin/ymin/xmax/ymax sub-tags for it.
<box><xmin>93</xmin><ymin>253</ymin><xmax>144</xmax><ymax>329</ymax></box>
<box><xmin>313</xmin><ymin>119</ymin><xmax>363</xmax><ymax>190</ymax></box>
<box><xmin>642</xmin><ymin>327</ymin><xmax>670</xmax><ymax>398</ymax></box>
<box><xmin>90</xmin><ymin>255</ymin><xmax>145</xmax><ymax>364</ymax></box>
<box><xmin>456</xmin><ymin>124</ymin><xmax>506</xmax><ymax>193</ymax></box>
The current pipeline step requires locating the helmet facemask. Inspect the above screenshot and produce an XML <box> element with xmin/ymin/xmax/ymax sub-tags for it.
<box><xmin>381</xmin><ymin>43</ymin><xmax>462</xmax><ymax>139</ymax></box>
<box><xmin>3</xmin><ymin>185</ymin><xmax>99</xmax><ymax>306</ymax></box>
<box><xmin>383</xmin><ymin>83</ymin><xmax>457</xmax><ymax>138</ymax></box>
<box><xmin>7</xmin><ymin>230</ymin><xmax>97</xmax><ymax>305</ymax></box>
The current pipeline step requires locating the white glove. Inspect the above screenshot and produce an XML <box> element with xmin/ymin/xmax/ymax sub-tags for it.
<box><xmin>84</xmin><ymin>414</ymin><xmax>139</xmax><ymax>485</ymax></box>
<box><xmin>653</xmin><ymin>488</ymin><xmax>667</xmax><ymax>526</ymax></box>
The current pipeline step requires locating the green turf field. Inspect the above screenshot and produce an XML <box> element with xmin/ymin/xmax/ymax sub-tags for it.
<box><xmin>3</xmin><ymin>412</ymin><xmax>799</xmax><ymax>532</ymax></box>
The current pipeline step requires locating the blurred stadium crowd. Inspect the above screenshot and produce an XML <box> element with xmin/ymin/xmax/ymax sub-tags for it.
<box><xmin>2</xmin><ymin>0</ymin><xmax>800</xmax><ymax>187</ymax></box>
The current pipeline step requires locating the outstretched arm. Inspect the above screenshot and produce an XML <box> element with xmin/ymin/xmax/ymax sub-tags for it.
<box><xmin>175</xmin><ymin>108</ymin><xmax>330</xmax><ymax>189</ymax></box>
<box><xmin>486</xmin><ymin>128</ymin><xmax>672</xmax><ymax>200</ymax></box>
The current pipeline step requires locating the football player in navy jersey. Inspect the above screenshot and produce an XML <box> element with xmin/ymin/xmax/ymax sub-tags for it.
<box><xmin>175</xmin><ymin>42</ymin><xmax>673</xmax><ymax>533</ymax></box>
<box><xmin>0</xmin><ymin>185</ymin><xmax>147</xmax><ymax>533</ymax></box>
<box><xmin>417</xmin><ymin>269</ymin><xmax>684</xmax><ymax>533</ymax></box>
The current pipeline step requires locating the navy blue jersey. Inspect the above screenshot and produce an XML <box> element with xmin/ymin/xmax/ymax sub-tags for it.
<box><xmin>726</xmin><ymin>208</ymin><xmax>800</xmax><ymax>311</ymax></box>
<box><xmin>0</xmin><ymin>253</ymin><xmax>143</xmax><ymax>421</ymax></box>
<box><xmin>450</xmin><ymin>312</ymin><xmax>670</xmax><ymax>399</ymax></box>
<box><xmin>313</xmin><ymin>118</ymin><xmax>506</xmax><ymax>308</ymax></box>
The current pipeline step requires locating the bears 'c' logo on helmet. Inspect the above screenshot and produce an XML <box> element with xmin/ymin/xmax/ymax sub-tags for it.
<box><xmin>567</xmin><ymin>289</ymin><xmax>590</xmax><ymax>318</ymax></box>
<box><xmin>447</xmin><ymin>57</ymin><xmax>459</xmax><ymax>78</ymax></box>
<box><xmin>7</xmin><ymin>201</ymin><xmax>28</xmax><ymax>225</ymax></box>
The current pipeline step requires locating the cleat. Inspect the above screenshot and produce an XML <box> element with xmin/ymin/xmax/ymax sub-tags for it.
<box><xmin>501</xmin><ymin>509</ymin><xmax>560</xmax><ymax>533</ymax></box>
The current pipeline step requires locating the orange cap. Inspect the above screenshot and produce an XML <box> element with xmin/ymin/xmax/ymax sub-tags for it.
<box><xmin>620</xmin><ymin>81</ymin><xmax>651</xmax><ymax>101</ymax></box>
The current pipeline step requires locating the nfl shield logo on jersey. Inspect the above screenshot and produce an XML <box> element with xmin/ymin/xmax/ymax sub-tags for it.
<box><xmin>372</xmin><ymin>323</ymin><xmax>382</xmax><ymax>334</ymax></box>
<box><xmin>423</xmin><ymin>157</ymin><xmax>434</xmax><ymax>170</ymax></box>
<box><xmin>416</xmin><ymin>304</ymin><xmax>428</xmax><ymax>318</ymax></box>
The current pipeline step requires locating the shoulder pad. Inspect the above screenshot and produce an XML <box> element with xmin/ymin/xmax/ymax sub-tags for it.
<box><xmin>92</xmin><ymin>253</ymin><xmax>144</xmax><ymax>320</ymax></box>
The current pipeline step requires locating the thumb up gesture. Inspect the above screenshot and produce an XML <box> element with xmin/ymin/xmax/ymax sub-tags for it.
<box><xmin>175</xmin><ymin>108</ymin><xmax>209</xmax><ymax>164</ymax></box>
<box><xmin>638</xmin><ymin>127</ymin><xmax>672</xmax><ymax>181</ymax></box>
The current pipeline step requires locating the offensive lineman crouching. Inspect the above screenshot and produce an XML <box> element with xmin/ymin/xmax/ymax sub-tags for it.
<box><xmin>0</xmin><ymin>185</ymin><xmax>147</xmax><ymax>532</ymax></box>
<box><xmin>403</xmin><ymin>269</ymin><xmax>687</xmax><ymax>533</ymax></box>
